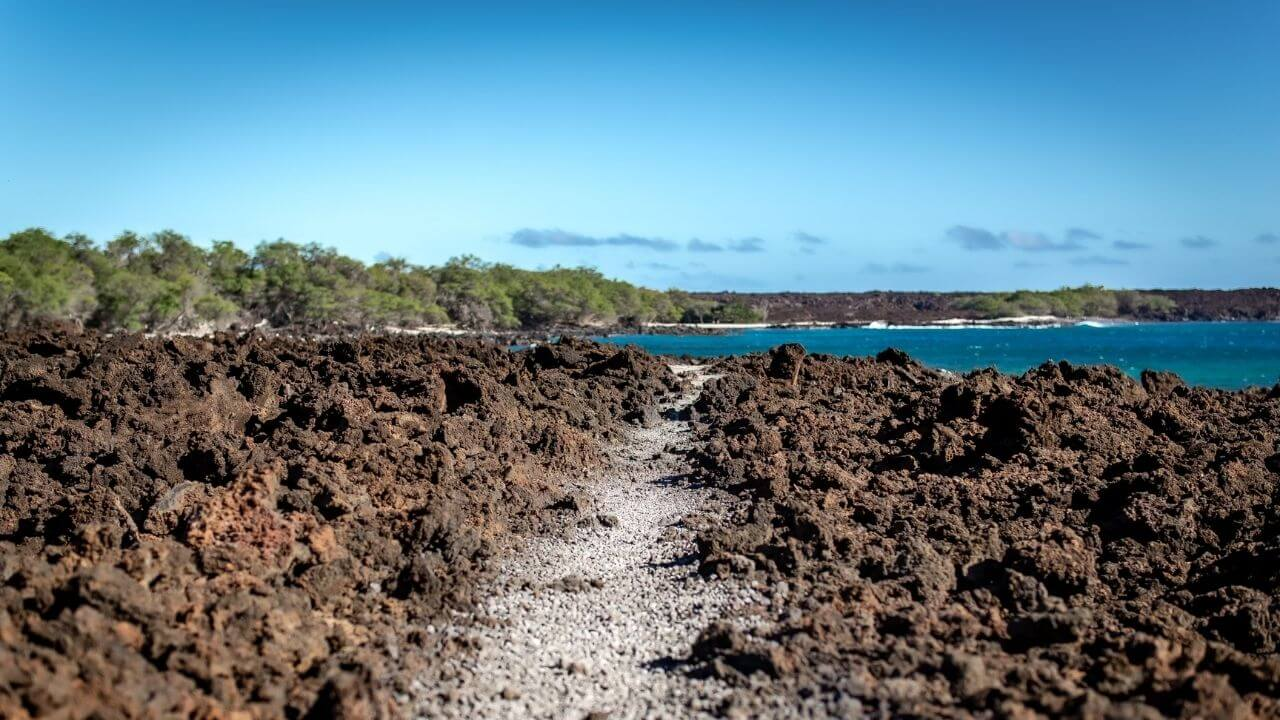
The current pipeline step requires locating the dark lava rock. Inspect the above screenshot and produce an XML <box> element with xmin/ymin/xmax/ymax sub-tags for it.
<box><xmin>1141</xmin><ymin>368</ymin><xmax>1189</xmax><ymax>396</ymax></box>
<box><xmin>624</xmin><ymin>406</ymin><xmax>662</xmax><ymax>428</ymax></box>
<box><xmin>0</xmin><ymin>328</ymin><xmax>678</xmax><ymax>718</ymax></box>
<box><xmin>766</xmin><ymin>344</ymin><xmax>806</xmax><ymax>386</ymax></box>
<box><xmin>684</xmin><ymin>345</ymin><xmax>1280</xmax><ymax>718</ymax></box>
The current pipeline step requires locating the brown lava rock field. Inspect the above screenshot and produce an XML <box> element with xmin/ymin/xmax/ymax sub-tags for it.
<box><xmin>0</xmin><ymin>328</ymin><xmax>676</xmax><ymax>718</ymax></box>
<box><xmin>3</xmin><ymin>329</ymin><xmax>1279</xmax><ymax>719</ymax></box>
<box><xmin>689</xmin><ymin>344</ymin><xmax>1280</xmax><ymax>718</ymax></box>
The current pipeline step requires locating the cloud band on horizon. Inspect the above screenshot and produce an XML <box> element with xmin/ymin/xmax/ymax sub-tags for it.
<box><xmin>1181</xmin><ymin>235</ymin><xmax>1216</xmax><ymax>249</ymax></box>
<box><xmin>863</xmin><ymin>261</ymin><xmax>929</xmax><ymax>273</ymax></box>
<box><xmin>512</xmin><ymin>228</ymin><xmax>678</xmax><ymax>251</ymax></box>
<box><xmin>948</xmin><ymin>225</ymin><xmax>1099</xmax><ymax>252</ymax></box>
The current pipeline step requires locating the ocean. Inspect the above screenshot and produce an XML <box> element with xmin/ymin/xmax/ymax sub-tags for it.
<box><xmin>595</xmin><ymin>321</ymin><xmax>1280</xmax><ymax>390</ymax></box>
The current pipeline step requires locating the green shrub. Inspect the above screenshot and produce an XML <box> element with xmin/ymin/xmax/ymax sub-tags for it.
<box><xmin>953</xmin><ymin>285</ymin><xmax>1173</xmax><ymax>319</ymax></box>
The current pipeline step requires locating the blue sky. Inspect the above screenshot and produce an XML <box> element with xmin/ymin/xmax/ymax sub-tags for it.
<box><xmin>2</xmin><ymin>1</ymin><xmax>1277</xmax><ymax>291</ymax></box>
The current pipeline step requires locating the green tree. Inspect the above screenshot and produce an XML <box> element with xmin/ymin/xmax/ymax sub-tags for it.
<box><xmin>252</xmin><ymin>241</ymin><xmax>351</xmax><ymax>325</ymax></box>
<box><xmin>359</xmin><ymin>258</ymin><xmax>448</xmax><ymax>326</ymax></box>
<box><xmin>434</xmin><ymin>256</ymin><xmax>517</xmax><ymax>328</ymax></box>
<box><xmin>709</xmin><ymin>300</ymin><xmax>763</xmax><ymax>323</ymax></box>
<box><xmin>0</xmin><ymin>229</ymin><xmax>783</xmax><ymax>331</ymax></box>
<box><xmin>87</xmin><ymin>230</ymin><xmax>238</xmax><ymax>330</ymax></box>
<box><xmin>952</xmin><ymin>285</ymin><xmax>1172</xmax><ymax>319</ymax></box>
<box><xmin>207</xmin><ymin>240</ymin><xmax>261</xmax><ymax>302</ymax></box>
<box><xmin>0</xmin><ymin>228</ymin><xmax>97</xmax><ymax>327</ymax></box>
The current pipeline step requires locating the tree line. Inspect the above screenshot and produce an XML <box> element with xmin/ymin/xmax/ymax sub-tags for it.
<box><xmin>0</xmin><ymin>228</ymin><xmax>763</xmax><ymax>332</ymax></box>
<box><xmin>952</xmin><ymin>285</ymin><xmax>1176</xmax><ymax>318</ymax></box>
<box><xmin>1</xmin><ymin>228</ymin><xmax>1180</xmax><ymax>332</ymax></box>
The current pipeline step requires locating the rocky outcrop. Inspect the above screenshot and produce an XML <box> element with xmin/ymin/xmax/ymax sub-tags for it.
<box><xmin>0</xmin><ymin>328</ymin><xmax>677</xmax><ymax>718</ymax></box>
<box><xmin>687</xmin><ymin>348</ymin><xmax>1280</xmax><ymax>717</ymax></box>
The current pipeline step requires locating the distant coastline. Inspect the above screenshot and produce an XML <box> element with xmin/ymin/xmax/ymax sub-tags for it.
<box><xmin>243</xmin><ymin>312</ymin><xmax>1277</xmax><ymax>343</ymax></box>
<box><xmin>685</xmin><ymin>288</ymin><xmax>1280</xmax><ymax>326</ymax></box>
<box><xmin>640</xmin><ymin>315</ymin><xmax>1098</xmax><ymax>332</ymax></box>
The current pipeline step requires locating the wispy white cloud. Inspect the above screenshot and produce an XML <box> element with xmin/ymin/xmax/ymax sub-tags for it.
<box><xmin>949</xmin><ymin>225</ymin><xmax>1096</xmax><ymax>252</ymax></box>
<box><xmin>687</xmin><ymin>238</ymin><xmax>723</xmax><ymax>252</ymax></box>
<box><xmin>625</xmin><ymin>261</ymin><xmax>678</xmax><ymax>271</ymax></box>
<box><xmin>863</xmin><ymin>262</ymin><xmax>929</xmax><ymax>274</ymax></box>
<box><xmin>1066</xmin><ymin>227</ymin><xmax>1103</xmax><ymax>242</ymax></box>
<box><xmin>1112</xmin><ymin>240</ymin><xmax>1150</xmax><ymax>250</ymax></box>
<box><xmin>727</xmin><ymin>237</ymin><xmax>765</xmax><ymax>253</ymax></box>
<box><xmin>1071</xmin><ymin>255</ymin><xmax>1128</xmax><ymax>266</ymax></box>
<box><xmin>947</xmin><ymin>225</ymin><xmax>1003</xmax><ymax>250</ymax></box>
<box><xmin>1003</xmin><ymin>230</ymin><xmax>1085</xmax><ymax>252</ymax></box>
<box><xmin>512</xmin><ymin>228</ymin><xmax>678</xmax><ymax>251</ymax></box>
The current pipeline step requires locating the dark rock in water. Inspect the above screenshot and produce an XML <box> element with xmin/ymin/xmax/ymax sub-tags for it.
<box><xmin>767</xmin><ymin>343</ymin><xmax>806</xmax><ymax>385</ymax></box>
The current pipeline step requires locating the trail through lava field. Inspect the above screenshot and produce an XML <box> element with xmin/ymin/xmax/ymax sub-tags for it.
<box><xmin>2</xmin><ymin>328</ymin><xmax>1279</xmax><ymax>719</ymax></box>
<box><xmin>0</xmin><ymin>328</ymin><xmax>676</xmax><ymax>718</ymax></box>
<box><xmin>417</xmin><ymin>366</ymin><xmax>768</xmax><ymax>719</ymax></box>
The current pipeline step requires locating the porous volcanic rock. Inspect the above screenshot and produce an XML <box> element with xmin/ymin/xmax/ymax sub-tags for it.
<box><xmin>687</xmin><ymin>347</ymin><xmax>1280</xmax><ymax>718</ymax></box>
<box><xmin>0</xmin><ymin>327</ymin><xmax>676</xmax><ymax>718</ymax></box>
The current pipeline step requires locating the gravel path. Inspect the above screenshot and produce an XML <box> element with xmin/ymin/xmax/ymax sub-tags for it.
<box><xmin>415</xmin><ymin>365</ymin><xmax>763</xmax><ymax>719</ymax></box>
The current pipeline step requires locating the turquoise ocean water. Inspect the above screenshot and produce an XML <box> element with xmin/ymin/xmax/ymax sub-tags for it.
<box><xmin>595</xmin><ymin>322</ymin><xmax>1280</xmax><ymax>390</ymax></box>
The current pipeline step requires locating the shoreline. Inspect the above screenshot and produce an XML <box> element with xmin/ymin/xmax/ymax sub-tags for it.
<box><xmin>359</xmin><ymin>316</ymin><xmax>1133</xmax><ymax>340</ymax></box>
<box><xmin>259</xmin><ymin>316</ymin><xmax>1272</xmax><ymax>343</ymax></box>
<box><xmin>86</xmin><ymin>314</ymin><xmax>1280</xmax><ymax>343</ymax></box>
<box><xmin>629</xmin><ymin>315</ymin><xmax>1132</xmax><ymax>334</ymax></box>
